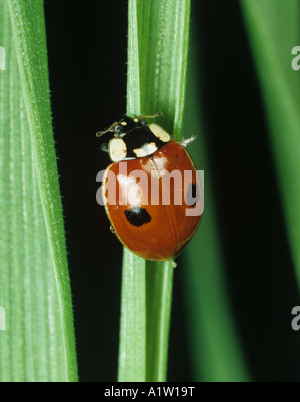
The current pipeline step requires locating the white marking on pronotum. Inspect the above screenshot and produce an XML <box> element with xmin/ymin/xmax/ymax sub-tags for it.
<box><xmin>148</xmin><ymin>123</ymin><xmax>171</xmax><ymax>142</ymax></box>
<box><xmin>0</xmin><ymin>46</ymin><xmax>6</xmax><ymax>71</ymax></box>
<box><xmin>133</xmin><ymin>142</ymin><xmax>158</xmax><ymax>158</ymax></box>
<box><xmin>109</xmin><ymin>138</ymin><xmax>127</xmax><ymax>162</ymax></box>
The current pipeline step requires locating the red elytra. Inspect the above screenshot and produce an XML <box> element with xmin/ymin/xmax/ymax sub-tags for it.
<box><xmin>102</xmin><ymin>140</ymin><xmax>203</xmax><ymax>261</ymax></box>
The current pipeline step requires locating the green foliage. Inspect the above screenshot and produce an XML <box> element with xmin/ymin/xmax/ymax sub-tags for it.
<box><xmin>241</xmin><ymin>0</ymin><xmax>300</xmax><ymax>289</ymax></box>
<box><xmin>0</xmin><ymin>0</ymin><xmax>77</xmax><ymax>381</ymax></box>
<box><xmin>118</xmin><ymin>0</ymin><xmax>191</xmax><ymax>382</ymax></box>
<box><xmin>182</xmin><ymin>49</ymin><xmax>250</xmax><ymax>381</ymax></box>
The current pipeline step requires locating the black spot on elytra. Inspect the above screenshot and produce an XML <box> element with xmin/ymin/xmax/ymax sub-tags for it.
<box><xmin>124</xmin><ymin>206</ymin><xmax>152</xmax><ymax>227</ymax></box>
<box><xmin>186</xmin><ymin>182</ymin><xmax>200</xmax><ymax>207</ymax></box>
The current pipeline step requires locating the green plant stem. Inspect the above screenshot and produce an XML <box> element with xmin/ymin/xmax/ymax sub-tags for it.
<box><xmin>118</xmin><ymin>250</ymin><xmax>146</xmax><ymax>381</ymax></box>
<box><xmin>118</xmin><ymin>0</ymin><xmax>191</xmax><ymax>382</ymax></box>
<box><xmin>146</xmin><ymin>261</ymin><xmax>174</xmax><ymax>382</ymax></box>
<box><xmin>117</xmin><ymin>0</ymin><xmax>147</xmax><ymax>382</ymax></box>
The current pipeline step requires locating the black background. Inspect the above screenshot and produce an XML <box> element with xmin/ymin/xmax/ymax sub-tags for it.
<box><xmin>44</xmin><ymin>0</ymin><xmax>300</xmax><ymax>382</ymax></box>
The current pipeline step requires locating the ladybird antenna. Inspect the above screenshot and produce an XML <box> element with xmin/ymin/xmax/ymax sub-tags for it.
<box><xmin>96</xmin><ymin>121</ymin><xmax>120</xmax><ymax>137</ymax></box>
<box><xmin>137</xmin><ymin>111</ymin><xmax>163</xmax><ymax>119</ymax></box>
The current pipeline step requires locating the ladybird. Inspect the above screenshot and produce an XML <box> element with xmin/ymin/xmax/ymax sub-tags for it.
<box><xmin>99</xmin><ymin>115</ymin><xmax>203</xmax><ymax>261</ymax></box>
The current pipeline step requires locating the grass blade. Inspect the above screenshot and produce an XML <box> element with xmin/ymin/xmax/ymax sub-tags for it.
<box><xmin>181</xmin><ymin>29</ymin><xmax>251</xmax><ymax>383</ymax></box>
<box><xmin>117</xmin><ymin>0</ymin><xmax>147</xmax><ymax>382</ymax></box>
<box><xmin>118</xmin><ymin>250</ymin><xmax>146</xmax><ymax>381</ymax></box>
<box><xmin>146</xmin><ymin>261</ymin><xmax>174</xmax><ymax>382</ymax></box>
<box><xmin>137</xmin><ymin>0</ymin><xmax>191</xmax><ymax>137</ymax></box>
<box><xmin>0</xmin><ymin>0</ymin><xmax>77</xmax><ymax>381</ymax></box>
<box><xmin>118</xmin><ymin>0</ymin><xmax>191</xmax><ymax>382</ymax></box>
<box><xmin>241</xmin><ymin>0</ymin><xmax>300</xmax><ymax>288</ymax></box>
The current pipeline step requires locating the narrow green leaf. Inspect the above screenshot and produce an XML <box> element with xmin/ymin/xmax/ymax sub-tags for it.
<box><xmin>138</xmin><ymin>0</ymin><xmax>191</xmax><ymax>381</ymax></box>
<box><xmin>137</xmin><ymin>0</ymin><xmax>191</xmax><ymax>137</ymax></box>
<box><xmin>241</xmin><ymin>0</ymin><xmax>300</xmax><ymax>288</ymax></box>
<box><xmin>118</xmin><ymin>250</ymin><xmax>146</xmax><ymax>381</ymax></box>
<box><xmin>182</xmin><ymin>35</ymin><xmax>250</xmax><ymax>383</ymax></box>
<box><xmin>127</xmin><ymin>0</ymin><xmax>141</xmax><ymax>115</ymax></box>
<box><xmin>146</xmin><ymin>261</ymin><xmax>174</xmax><ymax>382</ymax></box>
<box><xmin>118</xmin><ymin>0</ymin><xmax>147</xmax><ymax>382</ymax></box>
<box><xmin>118</xmin><ymin>0</ymin><xmax>191</xmax><ymax>382</ymax></box>
<box><xmin>0</xmin><ymin>0</ymin><xmax>77</xmax><ymax>381</ymax></box>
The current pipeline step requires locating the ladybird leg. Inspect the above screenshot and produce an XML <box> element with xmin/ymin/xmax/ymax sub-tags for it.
<box><xmin>100</xmin><ymin>143</ymin><xmax>109</xmax><ymax>153</ymax></box>
<box><xmin>181</xmin><ymin>135</ymin><xmax>196</xmax><ymax>148</ymax></box>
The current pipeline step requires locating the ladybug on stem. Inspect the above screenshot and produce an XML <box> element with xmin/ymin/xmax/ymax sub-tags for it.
<box><xmin>98</xmin><ymin>113</ymin><xmax>203</xmax><ymax>261</ymax></box>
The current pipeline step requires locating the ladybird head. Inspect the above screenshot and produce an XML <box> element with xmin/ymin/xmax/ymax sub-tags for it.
<box><xmin>112</xmin><ymin>116</ymin><xmax>148</xmax><ymax>138</ymax></box>
<box><xmin>98</xmin><ymin>115</ymin><xmax>172</xmax><ymax>162</ymax></box>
